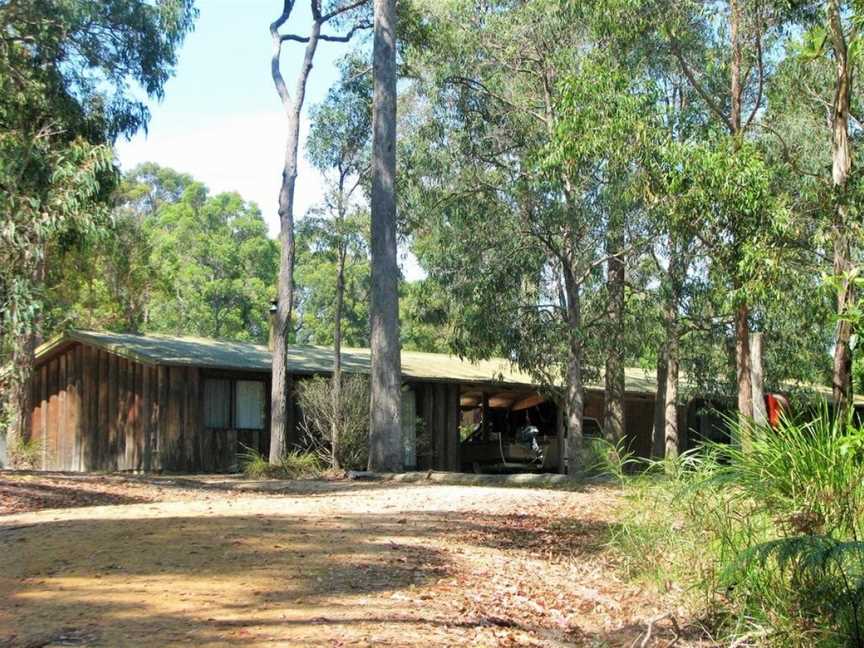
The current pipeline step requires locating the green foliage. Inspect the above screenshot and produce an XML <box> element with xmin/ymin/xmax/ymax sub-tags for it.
<box><xmin>145</xmin><ymin>182</ymin><xmax>277</xmax><ymax>342</ymax></box>
<box><xmin>239</xmin><ymin>446</ymin><xmax>323</xmax><ymax>480</ymax></box>
<box><xmin>399</xmin><ymin>280</ymin><xmax>450</xmax><ymax>353</ymax></box>
<box><xmin>297</xmin><ymin>375</ymin><xmax>370</xmax><ymax>471</ymax></box>
<box><xmin>294</xmin><ymin>212</ymin><xmax>370</xmax><ymax>347</ymax></box>
<box><xmin>44</xmin><ymin>164</ymin><xmax>279</xmax><ymax>344</ymax></box>
<box><xmin>306</xmin><ymin>54</ymin><xmax>372</xmax><ymax>175</ymax></box>
<box><xmin>613</xmin><ymin>412</ymin><xmax>864</xmax><ymax>646</ymax></box>
<box><xmin>0</xmin><ymin>0</ymin><xmax>196</xmax><ymax>442</ymax></box>
<box><xmin>581</xmin><ymin>437</ymin><xmax>635</xmax><ymax>483</ymax></box>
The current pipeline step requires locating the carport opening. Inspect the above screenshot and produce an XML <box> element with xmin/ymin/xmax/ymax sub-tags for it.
<box><xmin>459</xmin><ymin>386</ymin><xmax>599</xmax><ymax>474</ymax></box>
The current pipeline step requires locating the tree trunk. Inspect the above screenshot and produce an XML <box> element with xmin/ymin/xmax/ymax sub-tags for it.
<box><xmin>750</xmin><ymin>331</ymin><xmax>767</xmax><ymax>427</ymax></box>
<box><xmin>6</xmin><ymin>255</ymin><xmax>45</xmax><ymax>461</ymax></box>
<box><xmin>269</xmin><ymin>14</ymin><xmax>322</xmax><ymax>463</ymax></box>
<box><xmin>735</xmin><ymin>301</ymin><xmax>753</xmax><ymax>447</ymax></box>
<box><xmin>7</xmin><ymin>327</ymin><xmax>38</xmax><ymax>462</ymax></box>
<box><xmin>663</xmin><ymin>255</ymin><xmax>684</xmax><ymax>462</ymax></box>
<box><xmin>603</xmin><ymin>218</ymin><xmax>625</xmax><ymax>446</ymax></box>
<box><xmin>664</xmin><ymin>313</ymin><xmax>680</xmax><ymax>461</ymax></box>
<box><xmin>562</xmin><ymin>265</ymin><xmax>584</xmax><ymax>479</ymax></box>
<box><xmin>729</xmin><ymin>0</ymin><xmax>753</xmax><ymax>436</ymax></box>
<box><xmin>331</xmin><ymin>245</ymin><xmax>346</xmax><ymax>470</ymax></box>
<box><xmin>828</xmin><ymin>0</ymin><xmax>854</xmax><ymax>415</ymax></box>
<box><xmin>367</xmin><ymin>0</ymin><xmax>402</xmax><ymax>473</ymax></box>
<box><xmin>652</xmin><ymin>343</ymin><xmax>668</xmax><ymax>458</ymax></box>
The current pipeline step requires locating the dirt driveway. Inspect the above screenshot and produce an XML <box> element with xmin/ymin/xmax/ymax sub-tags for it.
<box><xmin>0</xmin><ymin>474</ymin><xmax>683</xmax><ymax>647</ymax></box>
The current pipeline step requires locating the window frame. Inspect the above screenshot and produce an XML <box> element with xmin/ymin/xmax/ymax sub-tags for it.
<box><xmin>200</xmin><ymin>371</ymin><xmax>270</xmax><ymax>433</ymax></box>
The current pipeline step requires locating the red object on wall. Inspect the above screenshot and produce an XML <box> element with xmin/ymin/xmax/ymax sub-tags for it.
<box><xmin>765</xmin><ymin>393</ymin><xmax>789</xmax><ymax>428</ymax></box>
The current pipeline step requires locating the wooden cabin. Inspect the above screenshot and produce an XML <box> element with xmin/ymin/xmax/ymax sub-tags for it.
<box><xmin>16</xmin><ymin>329</ymin><xmax>729</xmax><ymax>474</ymax></box>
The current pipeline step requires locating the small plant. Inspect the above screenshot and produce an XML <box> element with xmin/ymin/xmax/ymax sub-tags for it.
<box><xmin>278</xmin><ymin>450</ymin><xmax>323</xmax><ymax>479</ymax></box>
<box><xmin>238</xmin><ymin>445</ymin><xmax>272</xmax><ymax>478</ymax></box>
<box><xmin>582</xmin><ymin>436</ymin><xmax>635</xmax><ymax>483</ymax></box>
<box><xmin>238</xmin><ymin>445</ymin><xmax>322</xmax><ymax>480</ymax></box>
<box><xmin>7</xmin><ymin>435</ymin><xmax>44</xmax><ymax>469</ymax></box>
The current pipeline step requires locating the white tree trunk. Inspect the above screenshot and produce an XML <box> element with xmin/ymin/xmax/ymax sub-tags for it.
<box><xmin>750</xmin><ymin>332</ymin><xmax>767</xmax><ymax>427</ymax></box>
<box><xmin>828</xmin><ymin>0</ymin><xmax>854</xmax><ymax>415</ymax></box>
<box><xmin>268</xmin><ymin>10</ymin><xmax>322</xmax><ymax>463</ymax></box>
<box><xmin>563</xmin><ymin>265</ymin><xmax>584</xmax><ymax>479</ymax></box>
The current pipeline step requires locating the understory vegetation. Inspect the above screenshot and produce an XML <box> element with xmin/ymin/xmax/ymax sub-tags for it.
<box><xmin>239</xmin><ymin>446</ymin><xmax>323</xmax><ymax>480</ymax></box>
<box><xmin>297</xmin><ymin>375</ymin><xmax>370</xmax><ymax>471</ymax></box>
<box><xmin>240</xmin><ymin>375</ymin><xmax>371</xmax><ymax>477</ymax></box>
<box><xmin>5</xmin><ymin>436</ymin><xmax>44</xmax><ymax>471</ymax></box>
<box><xmin>611</xmin><ymin>412</ymin><xmax>864</xmax><ymax>647</ymax></box>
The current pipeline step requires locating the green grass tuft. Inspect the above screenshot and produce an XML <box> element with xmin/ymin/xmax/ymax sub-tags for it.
<box><xmin>238</xmin><ymin>445</ymin><xmax>323</xmax><ymax>480</ymax></box>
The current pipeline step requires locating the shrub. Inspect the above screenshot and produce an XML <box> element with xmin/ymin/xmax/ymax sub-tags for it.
<box><xmin>238</xmin><ymin>445</ymin><xmax>323</xmax><ymax>480</ymax></box>
<box><xmin>296</xmin><ymin>374</ymin><xmax>369</xmax><ymax>471</ymax></box>
<box><xmin>612</xmin><ymin>410</ymin><xmax>864</xmax><ymax>647</ymax></box>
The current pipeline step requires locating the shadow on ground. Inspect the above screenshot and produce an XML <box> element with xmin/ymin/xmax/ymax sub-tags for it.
<box><xmin>0</xmin><ymin>501</ymin><xmax>639</xmax><ymax>646</ymax></box>
<box><xmin>0</xmin><ymin>478</ymin><xmax>152</xmax><ymax>515</ymax></box>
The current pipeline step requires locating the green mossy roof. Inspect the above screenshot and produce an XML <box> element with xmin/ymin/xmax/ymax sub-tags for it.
<box><xmin>35</xmin><ymin>329</ymin><xmax>855</xmax><ymax>402</ymax></box>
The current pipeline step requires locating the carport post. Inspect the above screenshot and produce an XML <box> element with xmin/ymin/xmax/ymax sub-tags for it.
<box><xmin>556</xmin><ymin>405</ymin><xmax>566</xmax><ymax>474</ymax></box>
<box><xmin>481</xmin><ymin>392</ymin><xmax>490</xmax><ymax>441</ymax></box>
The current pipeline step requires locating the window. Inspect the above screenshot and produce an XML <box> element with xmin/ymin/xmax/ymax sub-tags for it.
<box><xmin>235</xmin><ymin>380</ymin><xmax>265</xmax><ymax>430</ymax></box>
<box><xmin>204</xmin><ymin>379</ymin><xmax>231</xmax><ymax>428</ymax></box>
<box><xmin>583</xmin><ymin>418</ymin><xmax>602</xmax><ymax>438</ymax></box>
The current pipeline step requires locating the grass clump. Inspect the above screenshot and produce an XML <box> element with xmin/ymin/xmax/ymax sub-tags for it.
<box><xmin>612</xmin><ymin>410</ymin><xmax>864</xmax><ymax>647</ymax></box>
<box><xmin>239</xmin><ymin>446</ymin><xmax>323</xmax><ymax>480</ymax></box>
<box><xmin>7</xmin><ymin>435</ymin><xmax>44</xmax><ymax>469</ymax></box>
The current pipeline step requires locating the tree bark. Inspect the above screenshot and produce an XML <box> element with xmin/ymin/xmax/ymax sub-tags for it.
<box><xmin>664</xmin><ymin>311</ymin><xmax>680</xmax><ymax>461</ymax></box>
<box><xmin>269</xmin><ymin>8</ymin><xmax>322</xmax><ymax>463</ymax></box>
<box><xmin>367</xmin><ymin>0</ymin><xmax>402</xmax><ymax>472</ymax></box>
<box><xmin>729</xmin><ymin>0</ymin><xmax>753</xmax><ymax>433</ymax></box>
<box><xmin>331</xmin><ymin>243</ymin><xmax>346</xmax><ymax>469</ymax></box>
<box><xmin>562</xmin><ymin>263</ymin><xmax>584</xmax><ymax>479</ymax></box>
<box><xmin>6</xmin><ymin>254</ymin><xmax>45</xmax><ymax>461</ymax></box>
<box><xmin>603</xmin><ymin>218</ymin><xmax>625</xmax><ymax>446</ymax></box>
<box><xmin>828</xmin><ymin>0</ymin><xmax>854</xmax><ymax>416</ymax></box>
<box><xmin>735</xmin><ymin>301</ymin><xmax>753</xmax><ymax>447</ymax></box>
<box><xmin>652</xmin><ymin>343</ymin><xmax>668</xmax><ymax>458</ymax></box>
<box><xmin>750</xmin><ymin>331</ymin><xmax>767</xmax><ymax>427</ymax></box>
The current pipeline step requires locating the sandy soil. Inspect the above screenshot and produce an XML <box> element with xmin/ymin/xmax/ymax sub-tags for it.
<box><xmin>0</xmin><ymin>474</ymin><xmax>691</xmax><ymax>647</ymax></box>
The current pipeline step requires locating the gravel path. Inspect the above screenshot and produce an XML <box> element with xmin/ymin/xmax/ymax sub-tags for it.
<box><xmin>0</xmin><ymin>474</ymin><xmax>686</xmax><ymax>647</ymax></box>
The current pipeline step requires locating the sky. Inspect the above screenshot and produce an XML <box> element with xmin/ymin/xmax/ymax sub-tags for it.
<box><xmin>116</xmin><ymin>1</ymin><xmax>422</xmax><ymax>278</ymax></box>
<box><xmin>117</xmin><ymin>1</ymin><xmax>341</xmax><ymax>229</ymax></box>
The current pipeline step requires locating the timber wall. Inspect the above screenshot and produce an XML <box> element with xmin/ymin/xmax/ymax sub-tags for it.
<box><xmin>29</xmin><ymin>343</ymin><xmax>209</xmax><ymax>472</ymax></box>
<box><xmin>30</xmin><ymin>343</ymin><xmax>158</xmax><ymax>471</ymax></box>
<box><xmin>414</xmin><ymin>381</ymin><xmax>461</xmax><ymax>471</ymax></box>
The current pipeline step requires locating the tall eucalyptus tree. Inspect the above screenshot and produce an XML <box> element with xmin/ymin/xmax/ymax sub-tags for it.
<box><xmin>267</xmin><ymin>0</ymin><xmax>370</xmax><ymax>463</ymax></box>
<box><xmin>0</xmin><ymin>0</ymin><xmax>197</xmax><ymax>457</ymax></box>
<box><xmin>367</xmin><ymin>0</ymin><xmax>402</xmax><ymax>472</ymax></box>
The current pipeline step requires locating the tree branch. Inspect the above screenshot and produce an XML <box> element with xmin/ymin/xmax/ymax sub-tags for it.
<box><xmin>669</xmin><ymin>37</ymin><xmax>733</xmax><ymax>132</ymax></box>
<box><xmin>281</xmin><ymin>22</ymin><xmax>371</xmax><ymax>44</ymax></box>
<box><xmin>270</xmin><ymin>0</ymin><xmax>296</xmax><ymax>109</ymax></box>
<box><xmin>743</xmin><ymin>30</ymin><xmax>764</xmax><ymax>130</ymax></box>
<box><xmin>322</xmin><ymin>0</ymin><xmax>369</xmax><ymax>21</ymax></box>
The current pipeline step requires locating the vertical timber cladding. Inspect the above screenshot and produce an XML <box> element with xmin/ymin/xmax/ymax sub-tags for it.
<box><xmin>416</xmin><ymin>381</ymin><xmax>461</xmax><ymax>471</ymax></box>
<box><xmin>624</xmin><ymin>396</ymin><xmax>654</xmax><ymax>459</ymax></box>
<box><xmin>159</xmin><ymin>365</ymin><xmax>203</xmax><ymax>472</ymax></box>
<box><xmin>27</xmin><ymin>342</ymin><xmax>167</xmax><ymax>472</ymax></box>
